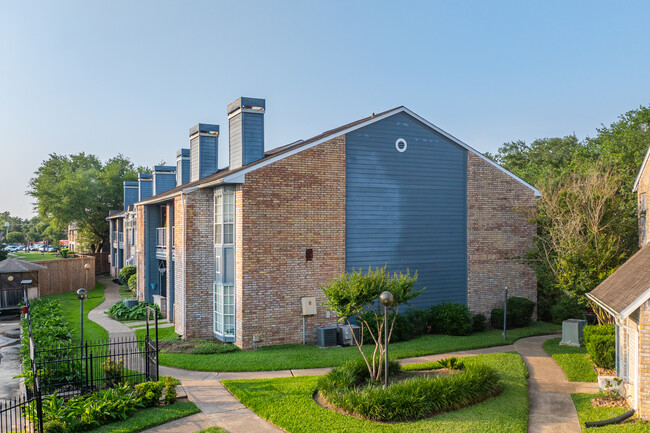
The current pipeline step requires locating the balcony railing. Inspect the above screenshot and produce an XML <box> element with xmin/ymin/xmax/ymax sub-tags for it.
<box><xmin>156</xmin><ymin>227</ymin><xmax>168</xmax><ymax>260</ymax></box>
<box><xmin>156</xmin><ymin>227</ymin><xmax>167</xmax><ymax>248</ymax></box>
<box><xmin>112</xmin><ymin>231</ymin><xmax>118</xmax><ymax>247</ymax></box>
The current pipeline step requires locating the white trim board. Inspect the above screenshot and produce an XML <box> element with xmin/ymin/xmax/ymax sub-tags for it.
<box><xmin>633</xmin><ymin>145</ymin><xmax>650</xmax><ymax>192</ymax></box>
<box><xmin>218</xmin><ymin>107</ymin><xmax>541</xmax><ymax>196</ymax></box>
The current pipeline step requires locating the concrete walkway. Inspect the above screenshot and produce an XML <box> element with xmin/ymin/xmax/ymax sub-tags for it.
<box><xmin>514</xmin><ymin>335</ymin><xmax>600</xmax><ymax>433</ymax></box>
<box><xmin>87</xmin><ymin>276</ymin><xmax>135</xmax><ymax>339</ymax></box>
<box><xmin>88</xmin><ymin>286</ymin><xmax>599</xmax><ymax>433</ymax></box>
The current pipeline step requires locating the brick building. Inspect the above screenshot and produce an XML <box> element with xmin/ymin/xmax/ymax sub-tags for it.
<box><xmin>587</xmin><ymin>145</ymin><xmax>650</xmax><ymax>418</ymax></box>
<box><xmin>109</xmin><ymin>97</ymin><xmax>539</xmax><ymax>349</ymax></box>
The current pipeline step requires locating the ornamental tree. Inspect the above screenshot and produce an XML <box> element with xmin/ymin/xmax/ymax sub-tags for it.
<box><xmin>321</xmin><ymin>266</ymin><xmax>422</xmax><ymax>382</ymax></box>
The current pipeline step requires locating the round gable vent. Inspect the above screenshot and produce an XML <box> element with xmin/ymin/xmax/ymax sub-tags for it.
<box><xmin>395</xmin><ymin>138</ymin><xmax>407</xmax><ymax>152</ymax></box>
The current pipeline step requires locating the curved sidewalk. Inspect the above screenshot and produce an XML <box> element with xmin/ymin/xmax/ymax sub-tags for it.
<box><xmin>88</xmin><ymin>286</ymin><xmax>598</xmax><ymax>433</ymax></box>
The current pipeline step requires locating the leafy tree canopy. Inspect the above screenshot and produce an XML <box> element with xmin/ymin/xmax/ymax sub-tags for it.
<box><xmin>487</xmin><ymin>105</ymin><xmax>650</xmax><ymax>322</ymax></box>
<box><xmin>28</xmin><ymin>153</ymin><xmax>139</xmax><ymax>252</ymax></box>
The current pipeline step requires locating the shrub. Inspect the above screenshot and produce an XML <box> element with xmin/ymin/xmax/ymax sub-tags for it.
<box><xmin>507</xmin><ymin>297</ymin><xmax>536</xmax><ymax>328</ymax></box>
<box><xmin>108</xmin><ymin>301</ymin><xmax>161</xmax><ymax>321</ymax></box>
<box><xmin>436</xmin><ymin>356</ymin><xmax>465</xmax><ymax>369</ymax></box>
<box><xmin>551</xmin><ymin>296</ymin><xmax>585</xmax><ymax>324</ymax></box>
<box><xmin>135</xmin><ymin>381</ymin><xmax>163</xmax><ymax>407</ymax></box>
<box><xmin>127</xmin><ymin>273</ymin><xmax>137</xmax><ymax>294</ymax></box>
<box><xmin>318</xmin><ymin>360</ymin><xmax>500</xmax><ymax>422</ymax></box>
<box><xmin>583</xmin><ymin>324</ymin><xmax>615</xmax><ymax>369</ymax></box>
<box><xmin>118</xmin><ymin>265</ymin><xmax>137</xmax><ymax>285</ymax></box>
<box><xmin>404</xmin><ymin>308</ymin><xmax>431</xmax><ymax>336</ymax></box>
<box><xmin>101</xmin><ymin>357</ymin><xmax>124</xmax><ymax>388</ymax></box>
<box><xmin>60</xmin><ymin>248</ymin><xmax>70</xmax><ymax>259</ymax></box>
<box><xmin>490</xmin><ymin>297</ymin><xmax>536</xmax><ymax>329</ymax></box>
<box><xmin>472</xmin><ymin>314</ymin><xmax>487</xmax><ymax>333</ymax></box>
<box><xmin>430</xmin><ymin>303</ymin><xmax>472</xmax><ymax>336</ymax></box>
<box><xmin>191</xmin><ymin>341</ymin><xmax>240</xmax><ymax>355</ymax></box>
<box><xmin>163</xmin><ymin>377</ymin><xmax>177</xmax><ymax>405</ymax></box>
<box><xmin>43</xmin><ymin>420</ymin><xmax>68</xmax><ymax>433</ymax></box>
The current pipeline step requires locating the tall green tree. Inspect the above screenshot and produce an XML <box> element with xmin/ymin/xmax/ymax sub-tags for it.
<box><xmin>28</xmin><ymin>153</ymin><xmax>138</xmax><ymax>252</ymax></box>
<box><xmin>489</xmin><ymin>105</ymin><xmax>650</xmax><ymax>321</ymax></box>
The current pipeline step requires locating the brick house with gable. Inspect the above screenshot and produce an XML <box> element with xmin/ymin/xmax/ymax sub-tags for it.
<box><xmin>109</xmin><ymin>97</ymin><xmax>539</xmax><ymax>349</ymax></box>
<box><xmin>587</xmin><ymin>145</ymin><xmax>650</xmax><ymax>418</ymax></box>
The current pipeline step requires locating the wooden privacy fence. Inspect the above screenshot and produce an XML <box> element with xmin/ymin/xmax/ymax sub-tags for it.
<box><xmin>32</xmin><ymin>256</ymin><xmax>96</xmax><ymax>296</ymax></box>
<box><xmin>82</xmin><ymin>253</ymin><xmax>109</xmax><ymax>275</ymax></box>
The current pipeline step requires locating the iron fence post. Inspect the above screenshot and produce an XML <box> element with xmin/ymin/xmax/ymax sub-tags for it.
<box><xmin>89</xmin><ymin>350</ymin><xmax>94</xmax><ymax>391</ymax></box>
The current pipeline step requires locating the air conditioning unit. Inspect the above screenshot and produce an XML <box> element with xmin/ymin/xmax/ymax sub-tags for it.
<box><xmin>124</xmin><ymin>299</ymin><xmax>138</xmax><ymax>309</ymax></box>
<box><xmin>338</xmin><ymin>325</ymin><xmax>361</xmax><ymax>347</ymax></box>
<box><xmin>317</xmin><ymin>326</ymin><xmax>338</xmax><ymax>348</ymax></box>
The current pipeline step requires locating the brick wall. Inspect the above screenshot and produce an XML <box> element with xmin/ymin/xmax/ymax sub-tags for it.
<box><xmin>467</xmin><ymin>153</ymin><xmax>537</xmax><ymax>316</ymax></box>
<box><xmin>639</xmin><ymin>304</ymin><xmax>650</xmax><ymax>418</ymax></box>
<box><xmin>136</xmin><ymin>205</ymin><xmax>145</xmax><ymax>302</ymax></box>
<box><xmin>236</xmin><ymin>136</ymin><xmax>346</xmax><ymax>349</ymax></box>
<box><xmin>182</xmin><ymin>189</ymin><xmax>215</xmax><ymax>339</ymax></box>
<box><xmin>173</xmin><ymin>196</ymin><xmax>185</xmax><ymax>336</ymax></box>
<box><xmin>638</xmin><ymin>163</ymin><xmax>650</xmax><ymax>247</ymax></box>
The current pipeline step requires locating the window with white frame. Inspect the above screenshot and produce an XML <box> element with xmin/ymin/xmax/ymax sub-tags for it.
<box><xmin>213</xmin><ymin>188</ymin><xmax>235</xmax><ymax>340</ymax></box>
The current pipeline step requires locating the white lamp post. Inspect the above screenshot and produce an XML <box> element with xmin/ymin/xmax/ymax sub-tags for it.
<box><xmin>379</xmin><ymin>291</ymin><xmax>394</xmax><ymax>387</ymax></box>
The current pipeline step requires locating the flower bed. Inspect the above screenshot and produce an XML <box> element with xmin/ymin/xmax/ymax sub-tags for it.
<box><xmin>317</xmin><ymin>357</ymin><xmax>501</xmax><ymax>422</ymax></box>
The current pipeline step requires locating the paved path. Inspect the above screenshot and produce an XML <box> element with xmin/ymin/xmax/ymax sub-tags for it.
<box><xmin>88</xmin><ymin>288</ymin><xmax>599</xmax><ymax>433</ymax></box>
<box><xmin>514</xmin><ymin>335</ymin><xmax>600</xmax><ymax>433</ymax></box>
<box><xmin>87</xmin><ymin>277</ymin><xmax>135</xmax><ymax>339</ymax></box>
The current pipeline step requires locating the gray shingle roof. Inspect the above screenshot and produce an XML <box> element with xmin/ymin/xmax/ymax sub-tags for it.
<box><xmin>0</xmin><ymin>258</ymin><xmax>48</xmax><ymax>273</ymax></box>
<box><xmin>587</xmin><ymin>244</ymin><xmax>650</xmax><ymax>317</ymax></box>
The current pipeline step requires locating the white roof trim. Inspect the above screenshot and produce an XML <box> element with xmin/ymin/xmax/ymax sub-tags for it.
<box><xmin>620</xmin><ymin>286</ymin><xmax>650</xmax><ymax>320</ymax></box>
<box><xmin>221</xmin><ymin>106</ymin><xmax>541</xmax><ymax>196</ymax></box>
<box><xmin>633</xmin><ymin>146</ymin><xmax>650</xmax><ymax>192</ymax></box>
<box><xmin>586</xmin><ymin>292</ymin><xmax>621</xmax><ymax>320</ymax></box>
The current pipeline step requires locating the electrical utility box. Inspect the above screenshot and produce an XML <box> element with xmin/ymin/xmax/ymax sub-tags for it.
<box><xmin>560</xmin><ymin>319</ymin><xmax>587</xmax><ymax>347</ymax></box>
<box><xmin>301</xmin><ymin>297</ymin><xmax>317</xmax><ymax>315</ymax></box>
<box><xmin>338</xmin><ymin>325</ymin><xmax>361</xmax><ymax>347</ymax></box>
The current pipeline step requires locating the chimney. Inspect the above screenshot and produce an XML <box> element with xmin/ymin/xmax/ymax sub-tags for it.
<box><xmin>138</xmin><ymin>173</ymin><xmax>153</xmax><ymax>201</ymax></box>
<box><xmin>123</xmin><ymin>181</ymin><xmax>139</xmax><ymax>210</ymax></box>
<box><xmin>176</xmin><ymin>148</ymin><xmax>190</xmax><ymax>186</ymax></box>
<box><xmin>189</xmin><ymin>123</ymin><xmax>219</xmax><ymax>182</ymax></box>
<box><xmin>227</xmin><ymin>97</ymin><xmax>265</xmax><ymax>170</ymax></box>
<box><xmin>153</xmin><ymin>166</ymin><xmax>176</xmax><ymax>195</ymax></box>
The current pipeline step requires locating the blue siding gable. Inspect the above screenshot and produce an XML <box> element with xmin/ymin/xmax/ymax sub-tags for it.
<box><xmin>345</xmin><ymin>112</ymin><xmax>468</xmax><ymax>309</ymax></box>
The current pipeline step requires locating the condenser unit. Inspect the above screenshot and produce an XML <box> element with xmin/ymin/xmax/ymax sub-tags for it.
<box><xmin>338</xmin><ymin>325</ymin><xmax>361</xmax><ymax>347</ymax></box>
<box><xmin>317</xmin><ymin>326</ymin><xmax>338</xmax><ymax>348</ymax></box>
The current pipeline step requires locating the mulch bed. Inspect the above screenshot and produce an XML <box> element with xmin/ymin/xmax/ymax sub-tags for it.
<box><xmin>158</xmin><ymin>338</ymin><xmax>227</xmax><ymax>353</ymax></box>
<box><xmin>591</xmin><ymin>394</ymin><xmax>628</xmax><ymax>408</ymax></box>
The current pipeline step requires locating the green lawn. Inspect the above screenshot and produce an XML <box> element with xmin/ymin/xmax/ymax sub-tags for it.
<box><xmin>222</xmin><ymin>352</ymin><xmax>528</xmax><ymax>433</ymax></box>
<box><xmin>197</xmin><ymin>428</ymin><xmax>227</xmax><ymax>433</ymax></box>
<box><xmin>119</xmin><ymin>284</ymin><xmax>134</xmax><ymax>299</ymax></box>
<box><xmin>572</xmin><ymin>393</ymin><xmax>648</xmax><ymax>432</ymax></box>
<box><xmin>134</xmin><ymin>322</ymin><xmax>559</xmax><ymax>372</ymax></box>
<box><xmin>13</xmin><ymin>252</ymin><xmax>64</xmax><ymax>261</ymax></box>
<box><xmin>43</xmin><ymin>281</ymin><xmax>108</xmax><ymax>342</ymax></box>
<box><xmin>543</xmin><ymin>338</ymin><xmax>597</xmax><ymax>382</ymax></box>
<box><xmin>87</xmin><ymin>401</ymin><xmax>200</xmax><ymax>433</ymax></box>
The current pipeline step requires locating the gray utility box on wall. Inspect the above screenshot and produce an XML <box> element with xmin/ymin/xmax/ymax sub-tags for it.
<box><xmin>317</xmin><ymin>326</ymin><xmax>338</xmax><ymax>348</ymax></box>
<box><xmin>560</xmin><ymin>319</ymin><xmax>587</xmax><ymax>347</ymax></box>
<box><xmin>338</xmin><ymin>325</ymin><xmax>361</xmax><ymax>347</ymax></box>
<box><xmin>124</xmin><ymin>299</ymin><xmax>138</xmax><ymax>309</ymax></box>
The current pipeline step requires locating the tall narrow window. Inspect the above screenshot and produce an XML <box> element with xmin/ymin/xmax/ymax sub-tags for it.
<box><xmin>213</xmin><ymin>188</ymin><xmax>235</xmax><ymax>341</ymax></box>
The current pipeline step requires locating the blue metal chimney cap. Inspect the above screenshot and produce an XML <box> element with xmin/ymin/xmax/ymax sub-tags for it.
<box><xmin>154</xmin><ymin>165</ymin><xmax>176</xmax><ymax>172</ymax></box>
<box><xmin>189</xmin><ymin>123</ymin><xmax>219</xmax><ymax>137</ymax></box>
<box><xmin>138</xmin><ymin>173</ymin><xmax>153</xmax><ymax>180</ymax></box>
<box><xmin>124</xmin><ymin>181</ymin><xmax>139</xmax><ymax>187</ymax></box>
<box><xmin>227</xmin><ymin>97</ymin><xmax>266</xmax><ymax>115</ymax></box>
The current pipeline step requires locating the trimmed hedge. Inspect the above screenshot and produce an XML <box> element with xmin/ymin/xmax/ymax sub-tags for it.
<box><xmin>551</xmin><ymin>296</ymin><xmax>585</xmax><ymax>324</ymax></box>
<box><xmin>119</xmin><ymin>265</ymin><xmax>137</xmax><ymax>285</ymax></box>
<box><xmin>318</xmin><ymin>358</ymin><xmax>501</xmax><ymax>422</ymax></box>
<box><xmin>128</xmin><ymin>273</ymin><xmax>137</xmax><ymax>294</ymax></box>
<box><xmin>490</xmin><ymin>297</ymin><xmax>536</xmax><ymax>330</ymax></box>
<box><xmin>359</xmin><ymin>302</ymin><xmax>474</xmax><ymax>342</ymax></box>
<box><xmin>583</xmin><ymin>325</ymin><xmax>615</xmax><ymax>369</ymax></box>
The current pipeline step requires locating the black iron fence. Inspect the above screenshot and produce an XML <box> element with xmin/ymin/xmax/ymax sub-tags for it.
<box><xmin>0</xmin><ymin>394</ymin><xmax>37</xmax><ymax>433</ymax></box>
<box><xmin>0</xmin><ymin>308</ymin><xmax>159</xmax><ymax>433</ymax></box>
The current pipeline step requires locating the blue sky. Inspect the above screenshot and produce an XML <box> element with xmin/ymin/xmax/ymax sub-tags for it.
<box><xmin>1</xmin><ymin>1</ymin><xmax>649</xmax><ymax>218</ymax></box>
